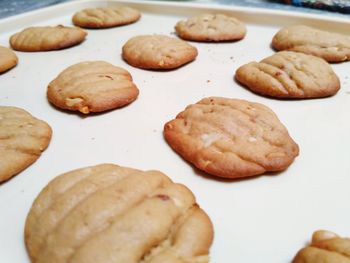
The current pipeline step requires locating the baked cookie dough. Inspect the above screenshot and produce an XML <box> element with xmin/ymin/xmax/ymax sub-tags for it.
<box><xmin>25</xmin><ymin>163</ymin><xmax>214</xmax><ymax>263</ymax></box>
<box><xmin>0</xmin><ymin>46</ymin><xmax>18</xmax><ymax>73</ymax></box>
<box><xmin>272</xmin><ymin>25</ymin><xmax>350</xmax><ymax>63</ymax></box>
<box><xmin>72</xmin><ymin>6</ymin><xmax>141</xmax><ymax>28</ymax></box>
<box><xmin>0</xmin><ymin>106</ymin><xmax>52</xmax><ymax>182</ymax></box>
<box><xmin>235</xmin><ymin>51</ymin><xmax>340</xmax><ymax>98</ymax></box>
<box><xmin>47</xmin><ymin>61</ymin><xmax>139</xmax><ymax>114</ymax></box>
<box><xmin>122</xmin><ymin>35</ymin><xmax>198</xmax><ymax>70</ymax></box>
<box><xmin>293</xmin><ymin>230</ymin><xmax>350</xmax><ymax>263</ymax></box>
<box><xmin>175</xmin><ymin>13</ymin><xmax>246</xmax><ymax>42</ymax></box>
<box><xmin>10</xmin><ymin>25</ymin><xmax>87</xmax><ymax>52</ymax></box>
<box><xmin>164</xmin><ymin>97</ymin><xmax>299</xmax><ymax>179</ymax></box>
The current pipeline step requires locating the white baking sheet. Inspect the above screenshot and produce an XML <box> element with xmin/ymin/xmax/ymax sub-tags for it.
<box><xmin>1</xmin><ymin>0</ymin><xmax>350</xmax><ymax>262</ymax></box>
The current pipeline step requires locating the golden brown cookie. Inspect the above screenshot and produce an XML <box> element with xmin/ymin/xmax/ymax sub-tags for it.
<box><xmin>10</xmin><ymin>25</ymin><xmax>87</xmax><ymax>52</ymax></box>
<box><xmin>0</xmin><ymin>46</ymin><xmax>18</xmax><ymax>73</ymax></box>
<box><xmin>72</xmin><ymin>6</ymin><xmax>141</xmax><ymax>28</ymax></box>
<box><xmin>0</xmin><ymin>106</ymin><xmax>52</xmax><ymax>182</ymax></box>
<box><xmin>164</xmin><ymin>97</ymin><xmax>299</xmax><ymax>179</ymax></box>
<box><xmin>25</xmin><ymin>163</ymin><xmax>214</xmax><ymax>263</ymax></box>
<box><xmin>293</xmin><ymin>230</ymin><xmax>350</xmax><ymax>263</ymax></box>
<box><xmin>175</xmin><ymin>13</ymin><xmax>246</xmax><ymax>42</ymax></box>
<box><xmin>235</xmin><ymin>51</ymin><xmax>340</xmax><ymax>98</ymax></box>
<box><xmin>122</xmin><ymin>35</ymin><xmax>198</xmax><ymax>70</ymax></box>
<box><xmin>272</xmin><ymin>25</ymin><xmax>350</xmax><ymax>63</ymax></box>
<box><xmin>47</xmin><ymin>61</ymin><xmax>139</xmax><ymax>114</ymax></box>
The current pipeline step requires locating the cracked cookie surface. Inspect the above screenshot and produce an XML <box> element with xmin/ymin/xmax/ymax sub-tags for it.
<box><xmin>122</xmin><ymin>35</ymin><xmax>198</xmax><ymax>70</ymax></box>
<box><xmin>235</xmin><ymin>51</ymin><xmax>340</xmax><ymax>98</ymax></box>
<box><xmin>10</xmin><ymin>26</ymin><xmax>87</xmax><ymax>52</ymax></box>
<box><xmin>293</xmin><ymin>230</ymin><xmax>350</xmax><ymax>263</ymax></box>
<box><xmin>72</xmin><ymin>6</ymin><xmax>140</xmax><ymax>28</ymax></box>
<box><xmin>25</xmin><ymin>163</ymin><xmax>214</xmax><ymax>263</ymax></box>
<box><xmin>0</xmin><ymin>46</ymin><xmax>18</xmax><ymax>73</ymax></box>
<box><xmin>272</xmin><ymin>25</ymin><xmax>350</xmax><ymax>63</ymax></box>
<box><xmin>0</xmin><ymin>106</ymin><xmax>52</xmax><ymax>182</ymax></box>
<box><xmin>164</xmin><ymin>97</ymin><xmax>299</xmax><ymax>179</ymax></box>
<box><xmin>175</xmin><ymin>13</ymin><xmax>246</xmax><ymax>42</ymax></box>
<box><xmin>47</xmin><ymin>61</ymin><xmax>139</xmax><ymax>114</ymax></box>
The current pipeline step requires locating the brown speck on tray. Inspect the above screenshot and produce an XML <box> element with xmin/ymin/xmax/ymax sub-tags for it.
<box><xmin>207</xmin><ymin>80</ymin><xmax>211</xmax><ymax>83</ymax></box>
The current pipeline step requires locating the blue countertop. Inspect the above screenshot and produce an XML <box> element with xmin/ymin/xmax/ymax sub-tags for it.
<box><xmin>0</xmin><ymin>0</ymin><xmax>349</xmax><ymax>19</ymax></box>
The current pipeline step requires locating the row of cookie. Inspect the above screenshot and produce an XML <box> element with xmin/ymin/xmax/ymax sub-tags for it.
<box><xmin>24</xmin><ymin>162</ymin><xmax>350</xmax><ymax>263</ymax></box>
<box><xmin>0</xmin><ymin>6</ymin><xmax>141</xmax><ymax>73</ymax></box>
<box><xmin>0</xmin><ymin>92</ymin><xmax>299</xmax><ymax>182</ymax></box>
<box><xmin>234</xmin><ymin>24</ymin><xmax>350</xmax><ymax>99</ymax></box>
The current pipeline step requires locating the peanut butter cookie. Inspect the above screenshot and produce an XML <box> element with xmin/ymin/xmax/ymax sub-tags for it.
<box><xmin>122</xmin><ymin>35</ymin><xmax>198</xmax><ymax>70</ymax></box>
<box><xmin>72</xmin><ymin>6</ymin><xmax>141</xmax><ymax>28</ymax></box>
<box><xmin>272</xmin><ymin>25</ymin><xmax>350</xmax><ymax>63</ymax></box>
<box><xmin>0</xmin><ymin>46</ymin><xmax>18</xmax><ymax>73</ymax></box>
<box><xmin>293</xmin><ymin>230</ymin><xmax>350</xmax><ymax>263</ymax></box>
<box><xmin>164</xmin><ymin>97</ymin><xmax>299</xmax><ymax>179</ymax></box>
<box><xmin>47</xmin><ymin>61</ymin><xmax>139</xmax><ymax>114</ymax></box>
<box><xmin>10</xmin><ymin>25</ymin><xmax>87</xmax><ymax>52</ymax></box>
<box><xmin>25</xmin><ymin>163</ymin><xmax>214</xmax><ymax>263</ymax></box>
<box><xmin>235</xmin><ymin>51</ymin><xmax>340</xmax><ymax>98</ymax></box>
<box><xmin>0</xmin><ymin>106</ymin><xmax>52</xmax><ymax>182</ymax></box>
<box><xmin>175</xmin><ymin>13</ymin><xmax>246</xmax><ymax>42</ymax></box>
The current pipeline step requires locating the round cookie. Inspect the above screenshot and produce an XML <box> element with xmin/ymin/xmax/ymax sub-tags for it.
<box><xmin>0</xmin><ymin>46</ymin><xmax>18</xmax><ymax>73</ymax></box>
<box><xmin>164</xmin><ymin>97</ymin><xmax>299</xmax><ymax>179</ymax></box>
<box><xmin>72</xmin><ymin>6</ymin><xmax>141</xmax><ymax>28</ymax></box>
<box><xmin>235</xmin><ymin>51</ymin><xmax>340</xmax><ymax>99</ymax></box>
<box><xmin>293</xmin><ymin>230</ymin><xmax>350</xmax><ymax>263</ymax></box>
<box><xmin>10</xmin><ymin>25</ymin><xmax>87</xmax><ymax>52</ymax></box>
<box><xmin>25</xmin><ymin>163</ymin><xmax>214</xmax><ymax>263</ymax></box>
<box><xmin>0</xmin><ymin>106</ymin><xmax>52</xmax><ymax>182</ymax></box>
<box><xmin>175</xmin><ymin>13</ymin><xmax>246</xmax><ymax>42</ymax></box>
<box><xmin>47</xmin><ymin>61</ymin><xmax>139</xmax><ymax>114</ymax></box>
<box><xmin>122</xmin><ymin>35</ymin><xmax>198</xmax><ymax>70</ymax></box>
<box><xmin>272</xmin><ymin>25</ymin><xmax>350</xmax><ymax>63</ymax></box>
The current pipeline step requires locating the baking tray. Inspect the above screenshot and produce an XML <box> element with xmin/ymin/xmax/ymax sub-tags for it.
<box><xmin>1</xmin><ymin>0</ymin><xmax>350</xmax><ymax>262</ymax></box>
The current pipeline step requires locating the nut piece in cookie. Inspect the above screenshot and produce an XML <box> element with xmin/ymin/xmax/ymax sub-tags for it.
<box><xmin>47</xmin><ymin>61</ymin><xmax>139</xmax><ymax>114</ymax></box>
<box><xmin>0</xmin><ymin>106</ymin><xmax>52</xmax><ymax>183</ymax></box>
<box><xmin>72</xmin><ymin>6</ymin><xmax>141</xmax><ymax>28</ymax></box>
<box><xmin>272</xmin><ymin>25</ymin><xmax>350</xmax><ymax>63</ymax></box>
<box><xmin>10</xmin><ymin>25</ymin><xmax>87</xmax><ymax>52</ymax></box>
<box><xmin>235</xmin><ymin>51</ymin><xmax>340</xmax><ymax>99</ymax></box>
<box><xmin>293</xmin><ymin>230</ymin><xmax>350</xmax><ymax>263</ymax></box>
<box><xmin>164</xmin><ymin>97</ymin><xmax>299</xmax><ymax>179</ymax></box>
<box><xmin>0</xmin><ymin>46</ymin><xmax>18</xmax><ymax>73</ymax></box>
<box><xmin>175</xmin><ymin>13</ymin><xmax>246</xmax><ymax>42</ymax></box>
<box><xmin>25</xmin><ymin>163</ymin><xmax>214</xmax><ymax>263</ymax></box>
<box><xmin>122</xmin><ymin>35</ymin><xmax>198</xmax><ymax>70</ymax></box>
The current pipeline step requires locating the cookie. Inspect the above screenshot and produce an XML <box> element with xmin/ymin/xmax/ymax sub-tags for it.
<box><xmin>25</xmin><ymin>163</ymin><xmax>214</xmax><ymax>263</ymax></box>
<box><xmin>175</xmin><ymin>13</ymin><xmax>246</xmax><ymax>42</ymax></box>
<box><xmin>0</xmin><ymin>106</ymin><xmax>52</xmax><ymax>183</ymax></box>
<box><xmin>164</xmin><ymin>97</ymin><xmax>299</xmax><ymax>179</ymax></box>
<box><xmin>0</xmin><ymin>46</ymin><xmax>18</xmax><ymax>73</ymax></box>
<box><xmin>272</xmin><ymin>25</ymin><xmax>350</xmax><ymax>63</ymax></box>
<box><xmin>47</xmin><ymin>61</ymin><xmax>139</xmax><ymax>114</ymax></box>
<box><xmin>293</xmin><ymin>230</ymin><xmax>350</xmax><ymax>263</ymax></box>
<box><xmin>122</xmin><ymin>35</ymin><xmax>198</xmax><ymax>69</ymax></box>
<box><xmin>10</xmin><ymin>25</ymin><xmax>87</xmax><ymax>52</ymax></box>
<box><xmin>235</xmin><ymin>51</ymin><xmax>340</xmax><ymax>98</ymax></box>
<box><xmin>72</xmin><ymin>6</ymin><xmax>141</xmax><ymax>28</ymax></box>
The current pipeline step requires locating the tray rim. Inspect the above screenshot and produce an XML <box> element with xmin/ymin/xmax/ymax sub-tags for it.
<box><xmin>1</xmin><ymin>0</ymin><xmax>350</xmax><ymax>33</ymax></box>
